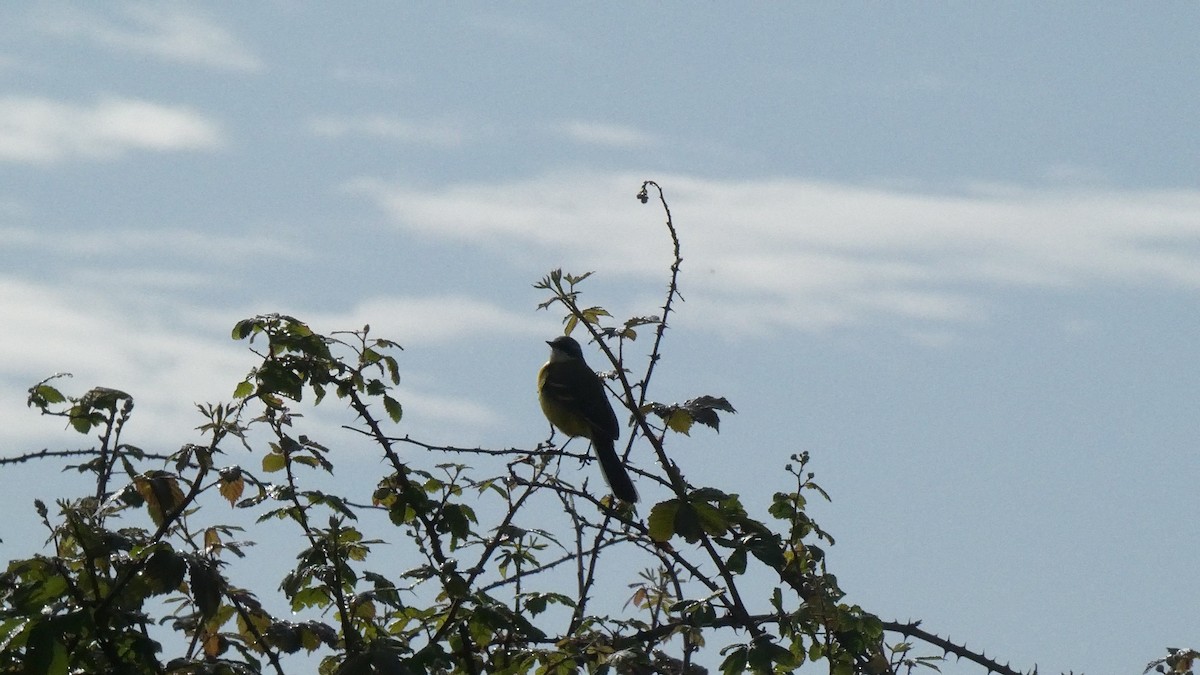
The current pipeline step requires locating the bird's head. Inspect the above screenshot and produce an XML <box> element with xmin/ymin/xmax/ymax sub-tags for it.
<box><xmin>546</xmin><ymin>335</ymin><xmax>585</xmax><ymax>362</ymax></box>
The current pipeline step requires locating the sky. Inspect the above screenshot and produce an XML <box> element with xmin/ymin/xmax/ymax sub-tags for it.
<box><xmin>2</xmin><ymin>3</ymin><xmax>1198</xmax><ymax>673</ymax></box>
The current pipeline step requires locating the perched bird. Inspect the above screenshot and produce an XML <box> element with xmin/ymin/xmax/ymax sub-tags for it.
<box><xmin>537</xmin><ymin>335</ymin><xmax>638</xmax><ymax>503</ymax></box>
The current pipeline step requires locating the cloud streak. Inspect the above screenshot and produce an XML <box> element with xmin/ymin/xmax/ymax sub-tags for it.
<box><xmin>343</xmin><ymin>172</ymin><xmax>1200</xmax><ymax>335</ymax></box>
<box><xmin>0</xmin><ymin>95</ymin><xmax>224</xmax><ymax>165</ymax></box>
<box><xmin>32</xmin><ymin>4</ymin><xmax>262</xmax><ymax>72</ymax></box>
<box><xmin>1</xmin><ymin>226</ymin><xmax>308</xmax><ymax>262</ymax></box>
<box><xmin>307</xmin><ymin>115</ymin><xmax>470</xmax><ymax>147</ymax></box>
<box><xmin>0</xmin><ymin>276</ymin><xmax>250</xmax><ymax>449</ymax></box>
<box><xmin>553</xmin><ymin>121</ymin><xmax>660</xmax><ymax>148</ymax></box>
<box><xmin>0</xmin><ymin>279</ymin><xmax>527</xmax><ymax>451</ymax></box>
<box><xmin>301</xmin><ymin>295</ymin><xmax>550</xmax><ymax>347</ymax></box>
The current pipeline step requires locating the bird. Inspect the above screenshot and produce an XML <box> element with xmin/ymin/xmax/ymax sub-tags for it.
<box><xmin>537</xmin><ymin>335</ymin><xmax>638</xmax><ymax>503</ymax></box>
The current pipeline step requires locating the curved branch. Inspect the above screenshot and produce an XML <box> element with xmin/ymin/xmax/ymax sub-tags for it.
<box><xmin>882</xmin><ymin>620</ymin><xmax>1033</xmax><ymax>675</ymax></box>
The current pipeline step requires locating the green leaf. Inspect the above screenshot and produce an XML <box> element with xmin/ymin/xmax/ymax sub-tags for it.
<box><xmin>440</xmin><ymin>503</ymin><xmax>476</xmax><ymax>539</ymax></box>
<box><xmin>262</xmin><ymin>452</ymin><xmax>286</xmax><ymax>473</ymax></box>
<box><xmin>143</xmin><ymin>547</ymin><xmax>188</xmax><ymax>595</ymax></box>
<box><xmin>719</xmin><ymin>645</ymin><xmax>748</xmax><ymax>675</ymax></box>
<box><xmin>531</xmin><ymin>592</ymin><xmax>574</xmax><ymax>616</ymax></box>
<box><xmin>746</xmin><ymin>533</ymin><xmax>786</xmax><ymax>571</ymax></box>
<box><xmin>673</xmin><ymin>503</ymin><xmax>703</xmax><ymax>543</ymax></box>
<box><xmin>467</xmin><ymin>607</ymin><xmax>498</xmax><ymax>646</ymax></box>
<box><xmin>620</xmin><ymin>315</ymin><xmax>659</xmax><ymax>341</ymax></box>
<box><xmin>67</xmin><ymin>406</ymin><xmax>99</xmax><ymax>434</ymax></box>
<box><xmin>727</xmin><ymin>547</ymin><xmax>747</xmax><ymax>575</ymax></box>
<box><xmin>684</xmin><ymin>395</ymin><xmax>737</xmax><ymax>432</ymax></box>
<box><xmin>746</xmin><ymin>636</ymin><xmax>796</xmax><ymax>673</ymax></box>
<box><xmin>134</xmin><ymin>473</ymin><xmax>186</xmax><ymax>527</ymax></box>
<box><xmin>0</xmin><ymin>616</ymin><xmax>31</xmax><ymax>652</ymax></box>
<box><xmin>768</xmin><ymin>493</ymin><xmax>795</xmax><ymax>521</ymax></box>
<box><xmin>382</xmin><ymin>395</ymin><xmax>403</xmax><ymax>423</ymax></box>
<box><xmin>80</xmin><ymin>386</ymin><xmax>131</xmax><ymax>411</ymax></box>
<box><xmin>232</xmin><ymin>380</ymin><xmax>254</xmax><ymax>399</ymax></box>
<box><xmin>693</xmin><ymin>501</ymin><xmax>729</xmax><ymax>536</ymax></box>
<box><xmin>564</xmin><ymin>270</ymin><xmax>592</xmax><ymax>285</ymax></box>
<box><xmin>646</xmin><ymin>397</ymin><xmax>738</xmax><ymax>435</ymax></box>
<box><xmin>382</xmin><ymin>355</ymin><xmax>401</xmax><ymax>385</ymax></box>
<box><xmin>190</xmin><ymin>560</ymin><xmax>223</xmax><ymax>620</ymax></box>
<box><xmin>292</xmin><ymin>455</ymin><xmax>320</xmax><ymax>468</ymax></box>
<box><xmin>665</xmin><ymin>409</ymin><xmax>693</xmax><ymax>435</ymax></box>
<box><xmin>647</xmin><ymin>500</ymin><xmax>680</xmax><ymax>542</ymax></box>
<box><xmin>232</xmin><ymin>318</ymin><xmax>259</xmax><ymax>340</ymax></box>
<box><xmin>30</xmin><ymin>384</ymin><xmax>66</xmax><ymax>405</ymax></box>
<box><xmin>298</xmin><ymin>622</ymin><xmax>330</xmax><ymax>651</ymax></box>
<box><xmin>291</xmin><ymin>587</ymin><xmax>332</xmax><ymax>611</ymax></box>
<box><xmin>24</xmin><ymin>619</ymin><xmax>68</xmax><ymax>675</ymax></box>
<box><xmin>580</xmin><ymin>306</ymin><xmax>610</xmax><ymax>326</ymax></box>
<box><xmin>10</xmin><ymin>567</ymin><xmax>68</xmax><ymax>612</ymax></box>
<box><xmin>443</xmin><ymin>572</ymin><xmax>469</xmax><ymax>599</ymax></box>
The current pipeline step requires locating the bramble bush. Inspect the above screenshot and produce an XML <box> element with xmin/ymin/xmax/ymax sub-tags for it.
<box><xmin>2</xmin><ymin>182</ymin><xmax>1180</xmax><ymax>675</ymax></box>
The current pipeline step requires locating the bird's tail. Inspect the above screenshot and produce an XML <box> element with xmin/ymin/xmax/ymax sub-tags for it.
<box><xmin>593</xmin><ymin>437</ymin><xmax>638</xmax><ymax>503</ymax></box>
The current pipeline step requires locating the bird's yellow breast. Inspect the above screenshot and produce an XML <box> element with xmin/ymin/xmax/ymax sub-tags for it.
<box><xmin>537</xmin><ymin>362</ymin><xmax>596</xmax><ymax>439</ymax></box>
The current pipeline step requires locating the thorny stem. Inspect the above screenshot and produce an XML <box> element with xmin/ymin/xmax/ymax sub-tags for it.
<box><xmin>553</xmin><ymin>182</ymin><xmax>757</xmax><ymax>630</ymax></box>
<box><xmin>0</xmin><ymin>448</ymin><xmax>172</xmax><ymax>466</ymax></box>
<box><xmin>343</xmin><ymin>385</ymin><xmax>479</xmax><ymax>674</ymax></box>
<box><xmin>274</xmin><ymin>428</ymin><xmax>361</xmax><ymax>656</ymax></box>
<box><xmin>634</xmin><ymin>180</ymin><xmax>684</xmax><ymax>412</ymax></box>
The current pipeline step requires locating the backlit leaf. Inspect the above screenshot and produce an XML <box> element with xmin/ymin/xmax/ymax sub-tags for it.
<box><xmin>30</xmin><ymin>384</ymin><xmax>66</xmax><ymax>405</ymax></box>
<box><xmin>204</xmin><ymin>527</ymin><xmax>221</xmax><ymax>553</ymax></box>
<box><xmin>134</xmin><ymin>474</ymin><xmax>186</xmax><ymax>527</ymax></box>
<box><xmin>219</xmin><ymin>472</ymin><xmax>245</xmax><ymax>506</ymax></box>
<box><xmin>648</xmin><ymin>500</ymin><xmax>681</xmax><ymax>543</ymax></box>
<box><xmin>190</xmin><ymin>561</ymin><xmax>223</xmax><ymax>620</ymax></box>
<box><xmin>383</xmin><ymin>395</ymin><xmax>403</xmax><ymax>423</ymax></box>
<box><xmin>262</xmin><ymin>452</ymin><xmax>286</xmax><ymax>473</ymax></box>
<box><xmin>666</xmin><ymin>409</ymin><xmax>693</xmax><ymax>435</ymax></box>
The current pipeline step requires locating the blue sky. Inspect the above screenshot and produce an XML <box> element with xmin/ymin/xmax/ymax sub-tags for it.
<box><xmin>2</xmin><ymin>3</ymin><xmax>1198</xmax><ymax>673</ymax></box>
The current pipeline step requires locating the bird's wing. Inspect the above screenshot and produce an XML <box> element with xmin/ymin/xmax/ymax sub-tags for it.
<box><xmin>542</xmin><ymin>362</ymin><xmax>620</xmax><ymax>441</ymax></box>
<box><xmin>577</xmin><ymin>367</ymin><xmax>620</xmax><ymax>441</ymax></box>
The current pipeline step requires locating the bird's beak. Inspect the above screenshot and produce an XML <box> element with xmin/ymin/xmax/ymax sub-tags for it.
<box><xmin>545</xmin><ymin>340</ymin><xmax>553</xmax><ymax>346</ymax></box>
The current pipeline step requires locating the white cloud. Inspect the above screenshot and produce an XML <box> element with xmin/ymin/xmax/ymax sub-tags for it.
<box><xmin>0</xmin><ymin>276</ymin><xmax>250</xmax><ymax>449</ymax></box>
<box><xmin>33</xmin><ymin>4</ymin><xmax>262</xmax><ymax>72</ymax></box>
<box><xmin>0</xmin><ymin>226</ymin><xmax>323</xmax><ymax>446</ymax></box>
<box><xmin>1</xmin><ymin>226</ymin><xmax>307</xmax><ymax>262</ymax></box>
<box><xmin>0</xmin><ymin>96</ymin><xmax>224</xmax><ymax>165</ymax></box>
<box><xmin>554</xmin><ymin>121</ymin><xmax>660</xmax><ymax>148</ymax></box>
<box><xmin>307</xmin><ymin>115</ymin><xmax>469</xmax><ymax>147</ymax></box>
<box><xmin>0</xmin><ymin>280</ymin><xmax>519</xmax><ymax>452</ymax></box>
<box><xmin>340</xmin><ymin>172</ymin><xmax>653</xmax><ymax>255</ymax></box>
<box><xmin>341</xmin><ymin>171</ymin><xmax>1200</xmax><ymax>335</ymax></box>
<box><xmin>301</xmin><ymin>295</ymin><xmax>553</xmax><ymax>346</ymax></box>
